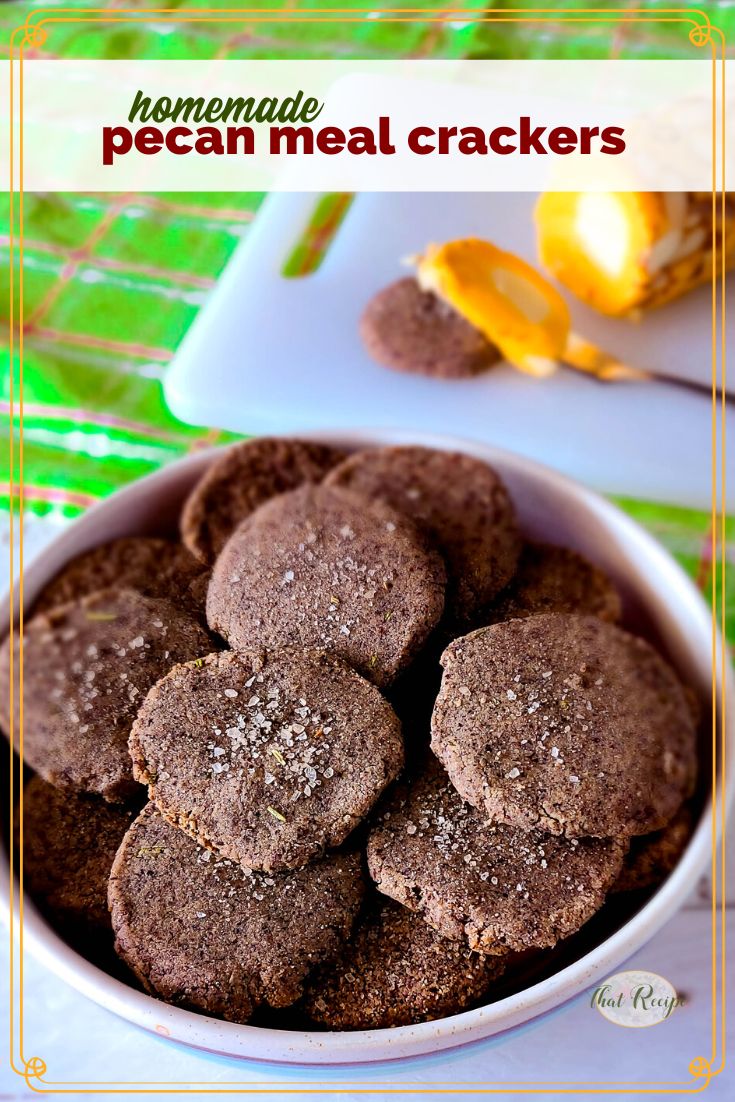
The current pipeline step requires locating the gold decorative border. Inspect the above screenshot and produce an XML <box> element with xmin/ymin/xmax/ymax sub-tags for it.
<box><xmin>5</xmin><ymin>5</ymin><xmax>728</xmax><ymax>1093</ymax></box>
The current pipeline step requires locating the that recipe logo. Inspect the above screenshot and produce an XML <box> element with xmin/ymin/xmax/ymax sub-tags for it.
<box><xmin>591</xmin><ymin>970</ymin><xmax>685</xmax><ymax>1028</ymax></box>
<box><xmin>101</xmin><ymin>89</ymin><xmax>626</xmax><ymax>165</ymax></box>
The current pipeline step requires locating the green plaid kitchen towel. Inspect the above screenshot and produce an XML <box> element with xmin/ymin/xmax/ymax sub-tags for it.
<box><xmin>0</xmin><ymin>0</ymin><xmax>732</xmax><ymax>639</ymax></box>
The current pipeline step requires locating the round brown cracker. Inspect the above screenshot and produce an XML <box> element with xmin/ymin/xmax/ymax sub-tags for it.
<box><xmin>367</xmin><ymin>757</ymin><xmax>626</xmax><ymax>954</ymax></box>
<box><xmin>303</xmin><ymin>896</ymin><xmax>508</xmax><ymax>1030</ymax></box>
<box><xmin>206</xmin><ymin>483</ymin><xmax>446</xmax><ymax>689</ymax></box>
<box><xmin>18</xmin><ymin>774</ymin><xmax>137</xmax><ymax>937</ymax></box>
<box><xmin>181</xmin><ymin>437</ymin><xmax>347</xmax><ymax>565</ymax></box>
<box><xmin>360</xmin><ymin>277</ymin><xmax>500</xmax><ymax>379</ymax></box>
<box><xmin>612</xmin><ymin>804</ymin><xmax>694</xmax><ymax>894</ymax></box>
<box><xmin>108</xmin><ymin>804</ymin><xmax>365</xmax><ymax>1023</ymax></box>
<box><xmin>0</xmin><ymin>589</ymin><xmax>212</xmax><ymax>803</ymax></box>
<box><xmin>130</xmin><ymin>648</ymin><xmax>404</xmax><ymax>873</ymax></box>
<box><xmin>488</xmin><ymin>542</ymin><xmax>621</xmax><ymax>624</ymax></box>
<box><xmin>325</xmin><ymin>445</ymin><xmax>521</xmax><ymax>623</ymax></box>
<box><xmin>32</xmin><ymin>537</ymin><xmax>206</xmax><ymax>617</ymax></box>
<box><xmin>431</xmin><ymin>614</ymin><xmax>697</xmax><ymax>839</ymax></box>
<box><xmin>185</xmin><ymin>570</ymin><xmax>211</xmax><ymax>615</ymax></box>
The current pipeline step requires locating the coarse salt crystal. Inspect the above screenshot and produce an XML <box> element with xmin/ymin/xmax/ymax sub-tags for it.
<box><xmin>224</xmin><ymin>688</ymin><xmax>238</xmax><ymax>698</ymax></box>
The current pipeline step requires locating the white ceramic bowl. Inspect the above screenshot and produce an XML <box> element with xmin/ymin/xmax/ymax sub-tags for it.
<box><xmin>1</xmin><ymin>429</ymin><xmax>732</xmax><ymax>1065</ymax></box>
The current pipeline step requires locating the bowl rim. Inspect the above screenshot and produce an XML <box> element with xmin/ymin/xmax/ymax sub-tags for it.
<box><xmin>1</xmin><ymin>427</ymin><xmax>732</xmax><ymax>1066</ymax></box>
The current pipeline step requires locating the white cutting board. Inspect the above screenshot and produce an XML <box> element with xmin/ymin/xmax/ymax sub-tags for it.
<box><xmin>164</xmin><ymin>192</ymin><xmax>733</xmax><ymax>509</ymax></box>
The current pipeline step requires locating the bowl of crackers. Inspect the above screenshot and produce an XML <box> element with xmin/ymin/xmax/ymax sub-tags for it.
<box><xmin>0</xmin><ymin>430</ymin><xmax>730</xmax><ymax>1065</ymax></box>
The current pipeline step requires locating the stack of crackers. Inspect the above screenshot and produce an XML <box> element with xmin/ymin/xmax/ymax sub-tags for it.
<box><xmin>1</xmin><ymin>439</ymin><xmax>698</xmax><ymax>1030</ymax></box>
